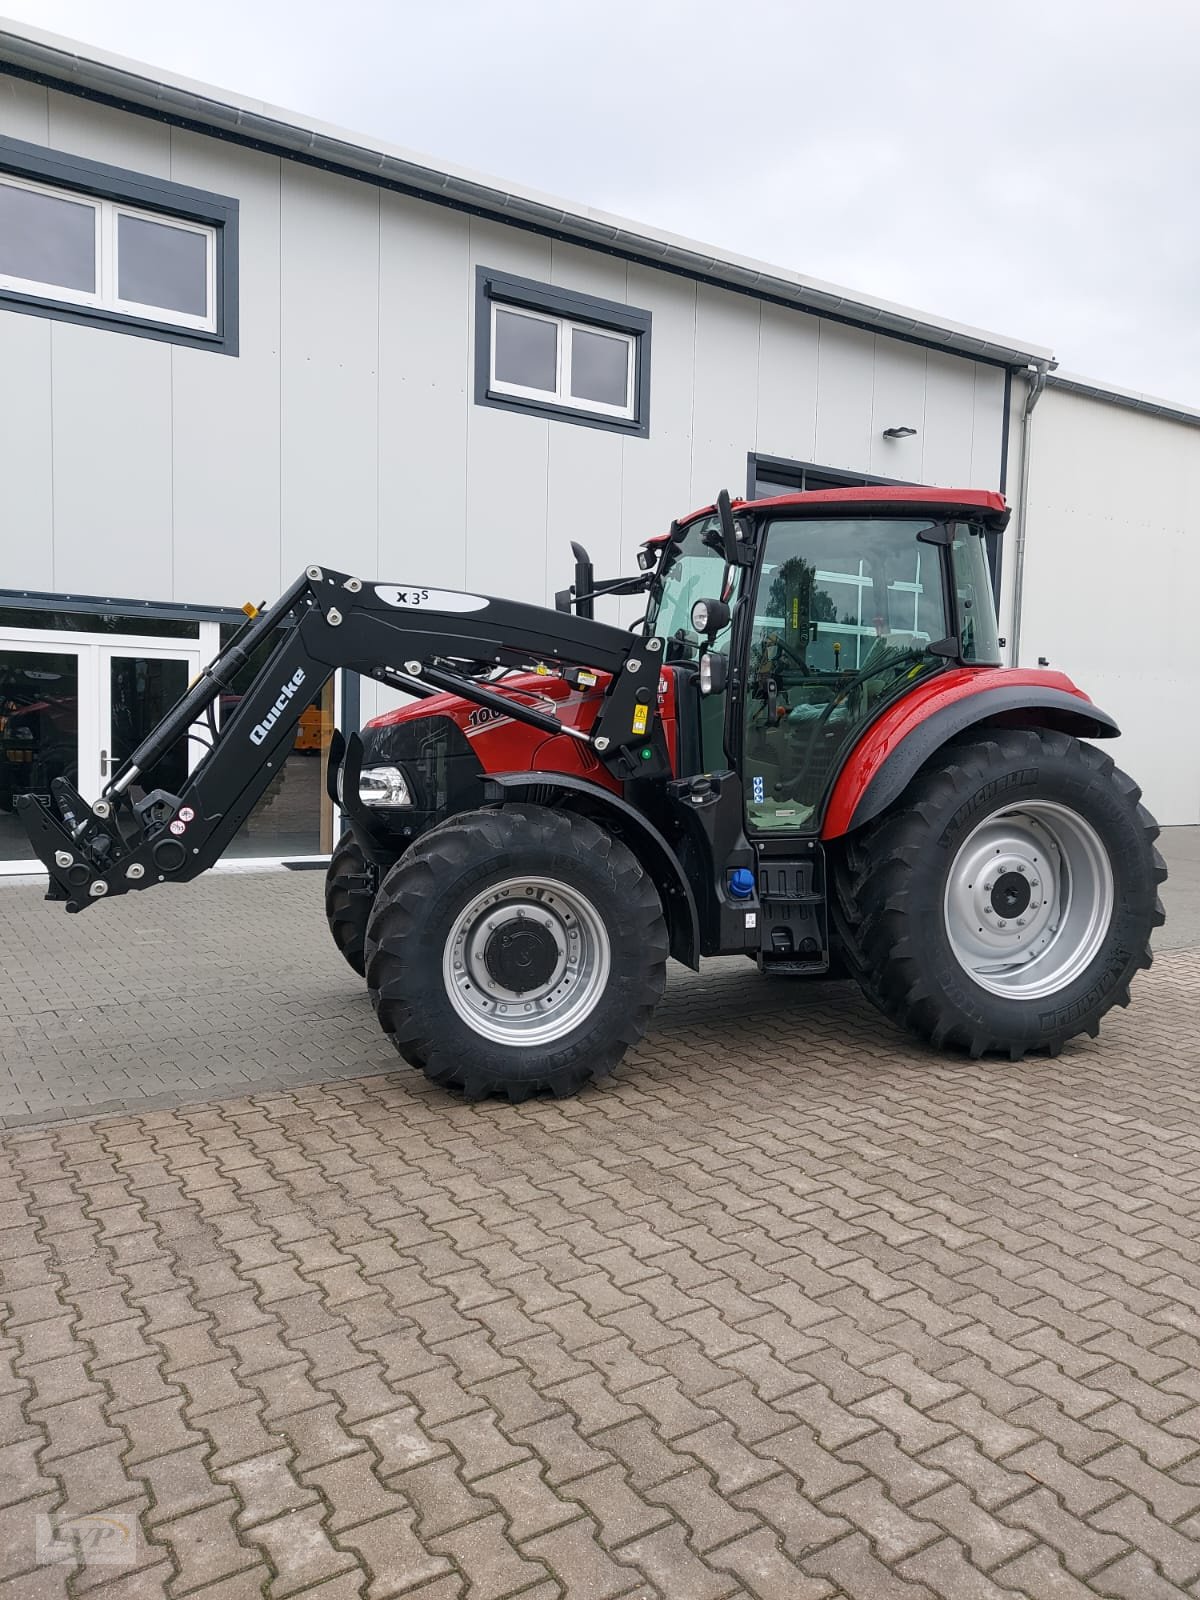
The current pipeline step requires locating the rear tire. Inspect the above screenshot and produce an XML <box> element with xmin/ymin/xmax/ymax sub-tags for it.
<box><xmin>325</xmin><ymin>830</ymin><xmax>376</xmax><ymax>977</ymax></box>
<box><xmin>364</xmin><ymin>805</ymin><xmax>668</xmax><ymax>1100</ymax></box>
<box><xmin>832</xmin><ymin>728</ymin><xmax>1166</xmax><ymax>1059</ymax></box>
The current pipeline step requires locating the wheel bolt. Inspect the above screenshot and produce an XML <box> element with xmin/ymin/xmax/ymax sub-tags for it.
<box><xmin>998</xmin><ymin>920</ymin><xmax>1008</xmax><ymax>928</ymax></box>
<box><xmin>1017</xmin><ymin>864</ymin><xmax>1026</xmax><ymax>873</ymax></box>
<box><xmin>1017</xmin><ymin>918</ymin><xmax>1026</xmax><ymax>927</ymax></box>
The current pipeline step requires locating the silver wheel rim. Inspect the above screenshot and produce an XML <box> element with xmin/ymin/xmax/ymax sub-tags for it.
<box><xmin>943</xmin><ymin>800</ymin><xmax>1114</xmax><ymax>999</ymax></box>
<box><xmin>442</xmin><ymin>876</ymin><xmax>612</xmax><ymax>1045</ymax></box>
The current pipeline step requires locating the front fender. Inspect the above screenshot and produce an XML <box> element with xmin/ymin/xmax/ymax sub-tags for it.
<box><xmin>822</xmin><ymin>668</ymin><xmax>1120</xmax><ymax>839</ymax></box>
<box><xmin>483</xmin><ymin>771</ymin><xmax>701</xmax><ymax>970</ymax></box>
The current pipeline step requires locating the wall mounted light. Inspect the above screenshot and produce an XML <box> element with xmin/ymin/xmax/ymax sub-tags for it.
<box><xmin>882</xmin><ymin>426</ymin><xmax>918</xmax><ymax>439</ymax></box>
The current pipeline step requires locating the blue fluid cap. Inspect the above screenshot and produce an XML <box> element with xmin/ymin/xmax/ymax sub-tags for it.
<box><xmin>729</xmin><ymin>868</ymin><xmax>756</xmax><ymax>900</ymax></box>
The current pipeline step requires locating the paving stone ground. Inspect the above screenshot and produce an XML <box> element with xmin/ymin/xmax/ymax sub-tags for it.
<box><xmin>2</xmin><ymin>859</ymin><xmax>1200</xmax><ymax>1596</ymax></box>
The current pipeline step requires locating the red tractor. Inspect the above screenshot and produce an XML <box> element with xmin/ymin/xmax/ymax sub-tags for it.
<box><xmin>20</xmin><ymin>486</ymin><xmax>1165</xmax><ymax>1101</ymax></box>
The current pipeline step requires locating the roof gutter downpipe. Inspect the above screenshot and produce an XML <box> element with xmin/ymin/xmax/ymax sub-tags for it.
<box><xmin>1008</xmin><ymin>361</ymin><xmax>1052</xmax><ymax>666</ymax></box>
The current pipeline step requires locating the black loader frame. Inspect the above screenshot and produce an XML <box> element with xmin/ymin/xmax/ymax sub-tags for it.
<box><xmin>17</xmin><ymin>566</ymin><xmax>672</xmax><ymax>913</ymax></box>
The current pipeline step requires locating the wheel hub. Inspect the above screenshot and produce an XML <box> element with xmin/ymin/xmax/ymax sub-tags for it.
<box><xmin>990</xmin><ymin>870</ymin><xmax>1032</xmax><ymax>919</ymax></box>
<box><xmin>942</xmin><ymin>800</ymin><xmax>1114</xmax><ymax>999</ymax></box>
<box><xmin>483</xmin><ymin>918</ymin><xmax>559</xmax><ymax>993</ymax></box>
<box><xmin>443</xmin><ymin>877</ymin><xmax>612</xmax><ymax>1046</ymax></box>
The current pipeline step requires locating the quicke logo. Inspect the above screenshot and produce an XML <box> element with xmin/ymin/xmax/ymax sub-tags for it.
<box><xmin>249</xmin><ymin>669</ymin><xmax>307</xmax><ymax>746</ymax></box>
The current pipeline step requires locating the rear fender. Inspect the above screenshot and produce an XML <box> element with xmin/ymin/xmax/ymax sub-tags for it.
<box><xmin>823</xmin><ymin>672</ymin><xmax>1120</xmax><ymax>839</ymax></box>
<box><xmin>483</xmin><ymin>771</ymin><xmax>701</xmax><ymax>970</ymax></box>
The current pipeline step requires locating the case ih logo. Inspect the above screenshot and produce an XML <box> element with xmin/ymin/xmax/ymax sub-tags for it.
<box><xmin>250</xmin><ymin>669</ymin><xmax>307</xmax><ymax>745</ymax></box>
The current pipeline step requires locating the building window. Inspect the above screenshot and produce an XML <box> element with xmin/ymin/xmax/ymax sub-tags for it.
<box><xmin>492</xmin><ymin>304</ymin><xmax>636</xmax><ymax>419</ymax></box>
<box><xmin>748</xmin><ymin>454</ymin><xmax>898</xmax><ymax>499</ymax></box>
<box><xmin>476</xmin><ymin>267</ymin><xmax>650</xmax><ymax>436</ymax></box>
<box><xmin>0</xmin><ymin>136</ymin><xmax>237</xmax><ymax>354</ymax></box>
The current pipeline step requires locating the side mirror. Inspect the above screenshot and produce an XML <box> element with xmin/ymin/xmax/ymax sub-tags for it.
<box><xmin>699</xmin><ymin>651</ymin><xmax>728</xmax><ymax>696</ymax></box>
<box><xmin>690</xmin><ymin>597</ymin><xmax>731</xmax><ymax>639</ymax></box>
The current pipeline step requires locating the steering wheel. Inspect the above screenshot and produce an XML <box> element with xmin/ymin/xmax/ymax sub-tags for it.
<box><xmin>763</xmin><ymin>633</ymin><xmax>811</xmax><ymax>676</ymax></box>
<box><xmin>830</xmin><ymin>645</ymin><xmax>932</xmax><ymax>705</ymax></box>
<box><xmin>773</xmin><ymin>647</ymin><xmax>933</xmax><ymax>800</ymax></box>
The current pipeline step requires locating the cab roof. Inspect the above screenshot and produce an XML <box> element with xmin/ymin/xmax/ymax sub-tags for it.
<box><xmin>650</xmin><ymin>485</ymin><xmax>1009</xmax><ymax>542</ymax></box>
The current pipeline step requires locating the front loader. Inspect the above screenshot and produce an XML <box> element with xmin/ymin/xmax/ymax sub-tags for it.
<box><xmin>19</xmin><ymin>486</ymin><xmax>1166</xmax><ymax>1100</ymax></box>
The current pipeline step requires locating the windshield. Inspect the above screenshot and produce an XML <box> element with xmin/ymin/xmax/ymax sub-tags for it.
<box><xmin>646</xmin><ymin>516</ymin><xmax>732</xmax><ymax>662</ymax></box>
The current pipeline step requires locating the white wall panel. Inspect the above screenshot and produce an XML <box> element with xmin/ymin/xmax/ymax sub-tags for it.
<box><xmin>869</xmin><ymin>340</ymin><xmax>925</xmax><ymax>482</ymax></box>
<box><xmin>47</xmin><ymin>88</ymin><xmax>170</xmax><ymax>175</ymax></box>
<box><xmin>279</xmin><ymin>165</ymin><xmax>379</xmax><ymax>586</ymax></box>
<box><xmin>169</xmin><ymin>132</ymin><xmax>282</xmax><ymax>608</ymax></box>
<box><xmin>619</xmin><ymin>267</ymin><xmax>695</xmax><ymax>596</ymax></box>
<box><xmin>464</xmin><ymin>219</ymin><xmax>553</xmax><ymax>602</ymax></box>
<box><xmin>814</xmin><ymin>323</ymin><xmax>875</xmax><ymax>472</ymax></box>
<box><xmin>545</xmin><ymin>243</ymin><xmax>632</xmax><ymax>599</ymax></box>
<box><xmin>920</xmin><ymin>350</ymin><xmax>978</xmax><ymax>486</ymax></box>
<box><xmin>1020</xmin><ymin>387</ymin><xmax>1200</xmax><ymax>824</ymax></box>
<box><xmin>49</xmin><ymin>320</ymin><xmax>173</xmax><ymax>599</ymax></box>
<box><xmin>549</xmin><ymin>239</ymin><xmax>628</xmax><ymax>303</ymax></box>
<box><xmin>690</xmin><ymin>285</ymin><xmax>760</xmax><ymax>505</ymax></box>
<box><xmin>378</xmin><ymin>194</ymin><xmax>470</xmax><ymax>589</ymax></box>
<box><xmin>755</xmin><ymin>303</ymin><xmax>820</xmax><ymax>468</ymax></box>
<box><xmin>970</xmin><ymin>365</ymin><xmax>1007</xmax><ymax>489</ymax></box>
<box><xmin>0</xmin><ymin>74</ymin><xmax>47</xmax><ymax>142</ymax></box>
<box><xmin>546</xmin><ymin>423</ymin><xmax>624</xmax><ymax>609</ymax></box>
<box><xmin>0</xmin><ymin>314</ymin><xmax>53</xmax><ymax>588</ymax></box>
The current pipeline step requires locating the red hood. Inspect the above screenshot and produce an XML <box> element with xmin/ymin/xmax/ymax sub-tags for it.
<box><xmin>366</xmin><ymin>670</ymin><xmax>607</xmax><ymax>735</ymax></box>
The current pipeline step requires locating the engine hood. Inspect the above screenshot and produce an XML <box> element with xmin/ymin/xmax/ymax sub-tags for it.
<box><xmin>366</xmin><ymin>670</ymin><xmax>609</xmax><ymax>739</ymax></box>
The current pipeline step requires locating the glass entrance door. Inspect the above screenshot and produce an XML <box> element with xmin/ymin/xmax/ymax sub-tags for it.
<box><xmin>0</xmin><ymin>637</ymin><xmax>204</xmax><ymax>869</ymax></box>
<box><xmin>0</xmin><ymin>642</ymin><xmax>92</xmax><ymax>864</ymax></box>
<box><xmin>100</xmin><ymin>644</ymin><xmax>203</xmax><ymax>800</ymax></box>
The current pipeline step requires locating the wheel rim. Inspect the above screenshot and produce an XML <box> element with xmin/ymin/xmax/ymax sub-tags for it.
<box><xmin>442</xmin><ymin>876</ymin><xmax>612</xmax><ymax>1046</ymax></box>
<box><xmin>943</xmin><ymin>799</ymin><xmax>1115</xmax><ymax>999</ymax></box>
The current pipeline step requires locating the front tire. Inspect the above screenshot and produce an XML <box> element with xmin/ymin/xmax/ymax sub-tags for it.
<box><xmin>832</xmin><ymin>728</ymin><xmax>1166</xmax><ymax>1058</ymax></box>
<box><xmin>364</xmin><ymin>805</ymin><xmax>668</xmax><ymax>1100</ymax></box>
<box><xmin>325</xmin><ymin>830</ymin><xmax>376</xmax><ymax>977</ymax></box>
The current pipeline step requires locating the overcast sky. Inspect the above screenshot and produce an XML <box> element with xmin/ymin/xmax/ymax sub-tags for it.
<box><xmin>5</xmin><ymin>0</ymin><xmax>1197</xmax><ymax>402</ymax></box>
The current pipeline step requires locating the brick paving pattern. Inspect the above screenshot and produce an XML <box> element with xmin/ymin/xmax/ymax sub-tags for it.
<box><xmin>1</xmin><ymin>870</ymin><xmax>1200</xmax><ymax>1595</ymax></box>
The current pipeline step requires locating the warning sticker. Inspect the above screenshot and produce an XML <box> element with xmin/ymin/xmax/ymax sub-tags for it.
<box><xmin>632</xmin><ymin>705</ymin><xmax>649</xmax><ymax>736</ymax></box>
<box><xmin>169</xmin><ymin>820</ymin><xmax>186</xmax><ymax>836</ymax></box>
<box><xmin>178</xmin><ymin>806</ymin><xmax>195</xmax><ymax>823</ymax></box>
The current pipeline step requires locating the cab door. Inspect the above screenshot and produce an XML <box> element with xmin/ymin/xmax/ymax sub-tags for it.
<box><xmin>740</xmin><ymin>515</ymin><xmax>950</xmax><ymax>834</ymax></box>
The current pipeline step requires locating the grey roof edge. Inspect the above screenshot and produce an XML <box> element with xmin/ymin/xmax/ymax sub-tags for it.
<box><xmin>1047</xmin><ymin>370</ymin><xmax>1200</xmax><ymax>430</ymax></box>
<box><xmin>0</xmin><ymin>17</ymin><xmax>1057</xmax><ymax>369</ymax></box>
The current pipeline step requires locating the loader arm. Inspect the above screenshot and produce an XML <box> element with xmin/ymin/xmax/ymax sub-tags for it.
<box><xmin>17</xmin><ymin>566</ymin><xmax>667</xmax><ymax>912</ymax></box>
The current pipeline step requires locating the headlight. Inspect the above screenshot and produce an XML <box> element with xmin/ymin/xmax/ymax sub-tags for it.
<box><xmin>699</xmin><ymin>651</ymin><xmax>729</xmax><ymax>696</ymax></box>
<box><xmin>358</xmin><ymin>765</ymin><xmax>412</xmax><ymax>806</ymax></box>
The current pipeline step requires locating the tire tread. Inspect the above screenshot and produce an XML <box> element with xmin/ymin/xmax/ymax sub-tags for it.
<box><xmin>831</xmin><ymin>729</ymin><xmax>1162</xmax><ymax>1059</ymax></box>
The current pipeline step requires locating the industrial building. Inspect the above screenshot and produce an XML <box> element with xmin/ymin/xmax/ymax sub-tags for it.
<box><xmin>2</xmin><ymin>19</ymin><xmax>1196</xmax><ymax>870</ymax></box>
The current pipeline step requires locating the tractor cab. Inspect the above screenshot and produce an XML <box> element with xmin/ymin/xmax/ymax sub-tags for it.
<box><xmin>646</xmin><ymin>487</ymin><xmax>1006</xmax><ymax>833</ymax></box>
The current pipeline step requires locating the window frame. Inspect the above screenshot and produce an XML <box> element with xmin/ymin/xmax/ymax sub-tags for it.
<box><xmin>475</xmin><ymin>266</ymin><xmax>651</xmax><ymax>437</ymax></box>
<box><xmin>747</xmin><ymin>453</ymin><xmax>905</xmax><ymax>498</ymax></box>
<box><xmin>0</xmin><ymin>134</ymin><xmax>238</xmax><ymax>355</ymax></box>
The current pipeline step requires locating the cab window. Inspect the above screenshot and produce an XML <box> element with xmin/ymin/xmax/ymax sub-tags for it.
<box><xmin>743</xmin><ymin>517</ymin><xmax>949</xmax><ymax>831</ymax></box>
